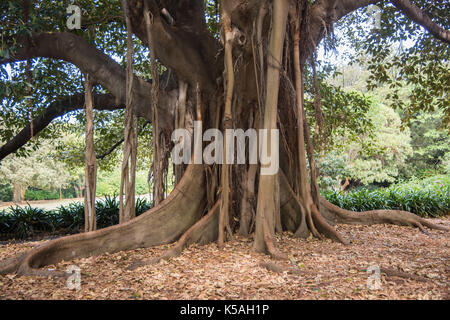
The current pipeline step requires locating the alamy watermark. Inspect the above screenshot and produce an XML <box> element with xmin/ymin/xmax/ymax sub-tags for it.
<box><xmin>66</xmin><ymin>4</ymin><xmax>81</xmax><ymax>30</ymax></box>
<box><xmin>366</xmin><ymin>265</ymin><xmax>381</xmax><ymax>290</ymax></box>
<box><xmin>171</xmin><ymin>122</ymin><xmax>279</xmax><ymax>175</ymax></box>
<box><xmin>367</xmin><ymin>5</ymin><xmax>382</xmax><ymax>30</ymax></box>
<box><xmin>66</xmin><ymin>265</ymin><xmax>81</xmax><ymax>290</ymax></box>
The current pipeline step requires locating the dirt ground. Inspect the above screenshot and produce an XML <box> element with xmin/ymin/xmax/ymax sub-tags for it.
<box><xmin>0</xmin><ymin>216</ymin><xmax>448</xmax><ymax>300</ymax></box>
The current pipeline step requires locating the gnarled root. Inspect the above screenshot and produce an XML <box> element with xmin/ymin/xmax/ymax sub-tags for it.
<box><xmin>280</xmin><ymin>171</ymin><xmax>348</xmax><ymax>244</ymax></box>
<box><xmin>0</xmin><ymin>164</ymin><xmax>207</xmax><ymax>277</ymax></box>
<box><xmin>320</xmin><ymin>196</ymin><xmax>449</xmax><ymax>233</ymax></box>
<box><xmin>279</xmin><ymin>169</ymin><xmax>447</xmax><ymax>245</ymax></box>
<box><xmin>262</xmin><ymin>217</ymin><xmax>288</xmax><ymax>260</ymax></box>
<box><xmin>310</xmin><ymin>203</ymin><xmax>349</xmax><ymax>245</ymax></box>
<box><xmin>128</xmin><ymin>200</ymin><xmax>220</xmax><ymax>270</ymax></box>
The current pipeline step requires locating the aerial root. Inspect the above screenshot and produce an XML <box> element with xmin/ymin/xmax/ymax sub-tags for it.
<box><xmin>127</xmin><ymin>201</ymin><xmax>220</xmax><ymax>270</ymax></box>
<box><xmin>304</xmin><ymin>202</ymin><xmax>323</xmax><ymax>240</ymax></box>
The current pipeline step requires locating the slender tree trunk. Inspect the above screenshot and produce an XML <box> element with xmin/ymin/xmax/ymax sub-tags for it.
<box><xmin>84</xmin><ymin>75</ymin><xmax>97</xmax><ymax>232</ymax></box>
<box><xmin>144</xmin><ymin>1</ymin><xmax>164</xmax><ymax>206</ymax></box>
<box><xmin>13</xmin><ymin>182</ymin><xmax>23</xmax><ymax>203</ymax></box>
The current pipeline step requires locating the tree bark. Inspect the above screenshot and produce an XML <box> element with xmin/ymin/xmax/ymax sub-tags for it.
<box><xmin>84</xmin><ymin>76</ymin><xmax>97</xmax><ymax>232</ymax></box>
<box><xmin>253</xmin><ymin>0</ymin><xmax>290</xmax><ymax>258</ymax></box>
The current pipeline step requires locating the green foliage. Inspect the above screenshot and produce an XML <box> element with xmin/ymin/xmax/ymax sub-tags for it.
<box><xmin>53</xmin><ymin>202</ymin><xmax>84</xmax><ymax>233</ymax></box>
<box><xmin>317</xmin><ymin>151</ymin><xmax>349</xmax><ymax>190</ymax></box>
<box><xmin>0</xmin><ymin>184</ymin><xmax>12</xmax><ymax>202</ymax></box>
<box><xmin>403</xmin><ymin>110</ymin><xmax>450</xmax><ymax>177</ymax></box>
<box><xmin>96</xmin><ymin>169</ymin><xmax>149</xmax><ymax>196</ymax></box>
<box><xmin>0</xmin><ymin>138</ymin><xmax>72</xmax><ymax>201</ymax></box>
<box><xmin>24</xmin><ymin>187</ymin><xmax>76</xmax><ymax>201</ymax></box>
<box><xmin>0</xmin><ymin>196</ymin><xmax>153</xmax><ymax>240</ymax></box>
<box><xmin>205</xmin><ymin>0</ymin><xmax>220</xmax><ymax>38</ymax></box>
<box><xmin>0</xmin><ymin>205</ymin><xmax>55</xmax><ymax>239</ymax></box>
<box><xmin>324</xmin><ymin>175</ymin><xmax>450</xmax><ymax>218</ymax></box>
<box><xmin>355</xmin><ymin>1</ymin><xmax>449</xmax><ymax>127</ymax></box>
<box><xmin>318</xmin><ymin>103</ymin><xmax>413</xmax><ymax>187</ymax></box>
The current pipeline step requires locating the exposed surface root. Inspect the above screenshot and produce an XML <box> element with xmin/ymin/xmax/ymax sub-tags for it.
<box><xmin>320</xmin><ymin>196</ymin><xmax>449</xmax><ymax>232</ymax></box>
<box><xmin>310</xmin><ymin>204</ymin><xmax>349</xmax><ymax>245</ymax></box>
<box><xmin>280</xmin><ymin>171</ymin><xmax>444</xmax><ymax>243</ymax></box>
<box><xmin>262</xmin><ymin>218</ymin><xmax>288</xmax><ymax>260</ymax></box>
<box><xmin>0</xmin><ymin>165</ymin><xmax>207</xmax><ymax>277</ymax></box>
<box><xmin>279</xmin><ymin>171</ymin><xmax>347</xmax><ymax>244</ymax></box>
<box><xmin>379</xmin><ymin>267</ymin><xmax>430</xmax><ymax>282</ymax></box>
<box><xmin>128</xmin><ymin>200</ymin><xmax>220</xmax><ymax>270</ymax></box>
<box><xmin>259</xmin><ymin>262</ymin><xmax>303</xmax><ymax>275</ymax></box>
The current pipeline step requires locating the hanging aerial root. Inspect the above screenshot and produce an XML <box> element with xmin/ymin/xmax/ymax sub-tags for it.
<box><xmin>218</xmin><ymin>7</ymin><xmax>235</xmax><ymax>249</ymax></box>
<box><xmin>128</xmin><ymin>200</ymin><xmax>220</xmax><ymax>270</ymax></box>
<box><xmin>320</xmin><ymin>196</ymin><xmax>449</xmax><ymax>232</ymax></box>
<box><xmin>0</xmin><ymin>164</ymin><xmax>206</xmax><ymax>277</ymax></box>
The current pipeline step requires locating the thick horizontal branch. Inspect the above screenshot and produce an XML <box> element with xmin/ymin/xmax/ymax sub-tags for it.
<box><xmin>0</xmin><ymin>93</ymin><xmax>123</xmax><ymax>161</ymax></box>
<box><xmin>128</xmin><ymin>0</ymin><xmax>221</xmax><ymax>92</ymax></box>
<box><xmin>391</xmin><ymin>0</ymin><xmax>450</xmax><ymax>44</ymax></box>
<box><xmin>1</xmin><ymin>32</ymin><xmax>171</xmax><ymax>123</ymax></box>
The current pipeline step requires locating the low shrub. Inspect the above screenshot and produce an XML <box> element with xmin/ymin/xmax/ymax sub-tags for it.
<box><xmin>324</xmin><ymin>176</ymin><xmax>449</xmax><ymax>217</ymax></box>
<box><xmin>25</xmin><ymin>187</ymin><xmax>77</xmax><ymax>201</ymax></box>
<box><xmin>0</xmin><ymin>196</ymin><xmax>153</xmax><ymax>240</ymax></box>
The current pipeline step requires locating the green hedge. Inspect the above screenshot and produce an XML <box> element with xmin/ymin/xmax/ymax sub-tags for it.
<box><xmin>0</xmin><ymin>196</ymin><xmax>153</xmax><ymax>240</ymax></box>
<box><xmin>25</xmin><ymin>187</ymin><xmax>77</xmax><ymax>201</ymax></box>
<box><xmin>324</xmin><ymin>175</ymin><xmax>449</xmax><ymax>217</ymax></box>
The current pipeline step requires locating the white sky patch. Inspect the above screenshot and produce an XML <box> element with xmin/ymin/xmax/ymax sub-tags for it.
<box><xmin>5</xmin><ymin>64</ymin><xmax>12</xmax><ymax>80</ymax></box>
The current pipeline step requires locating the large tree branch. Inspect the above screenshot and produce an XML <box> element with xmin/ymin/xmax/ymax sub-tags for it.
<box><xmin>309</xmin><ymin>0</ymin><xmax>380</xmax><ymax>43</ymax></box>
<box><xmin>1</xmin><ymin>32</ymin><xmax>180</xmax><ymax>160</ymax></box>
<box><xmin>0</xmin><ymin>93</ymin><xmax>122</xmax><ymax>161</ymax></box>
<box><xmin>0</xmin><ymin>32</ymin><xmax>173</xmax><ymax>123</ymax></box>
<box><xmin>127</xmin><ymin>0</ymin><xmax>221</xmax><ymax>92</ymax></box>
<box><xmin>334</xmin><ymin>0</ymin><xmax>380</xmax><ymax>21</ymax></box>
<box><xmin>391</xmin><ymin>0</ymin><xmax>450</xmax><ymax>44</ymax></box>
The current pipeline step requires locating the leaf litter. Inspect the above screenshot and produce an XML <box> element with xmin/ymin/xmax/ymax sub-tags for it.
<box><xmin>0</xmin><ymin>216</ymin><xmax>448</xmax><ymax>300</ymax></box>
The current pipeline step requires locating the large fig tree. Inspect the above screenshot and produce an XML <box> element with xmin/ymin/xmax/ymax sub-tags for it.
<box><xmin>0</xmin><ymin>0</ymin><xmax>448</xmax><ymax>277</ymax></box>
